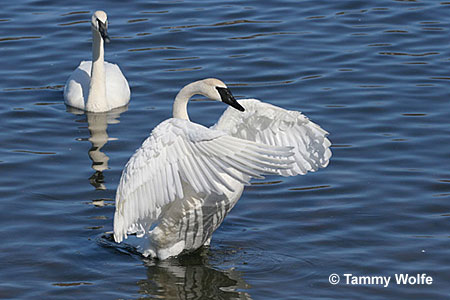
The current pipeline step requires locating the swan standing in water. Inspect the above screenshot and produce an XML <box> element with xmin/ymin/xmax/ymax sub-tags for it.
<box><xmin>114</xmin><ymin>78</ymin><xmax>331</xmax><ymax>259</ymax></box>
<box><xmin>64</xmin><ymin>11</ymin><xmax>130</xmax><ymax>112</ymax></box>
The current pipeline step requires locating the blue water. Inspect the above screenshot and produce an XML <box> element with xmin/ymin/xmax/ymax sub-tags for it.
<box><xmin>1</xmin><ymin>0</ymin><xmax>449</xmax><ymax>299</ymax></box>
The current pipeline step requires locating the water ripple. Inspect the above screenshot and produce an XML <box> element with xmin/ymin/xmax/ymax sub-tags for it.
<box><xmin>1</xmin><ymin>0</ymin><xmax>449</xmax><ymax>299</ymax></box>
<box><xmin>289</xmin><ymin>185</ymin><xmax>331</xmax><ymax>191</ymax></box>
<box><xmin>127</xmin><ymin>18</ymin><xmax>148</xmax><ymax>23</ymax></box>
<box><xmin>229</xmin><ymin>31</ymin><xmax>299</xmax><ymax>40</ymax></box>
<box><xmin>58</xmin><ymin>20</ymin><xmax>89</xmax><ymax>26</ymax></box>
<box><xmin>161</xmin><ymin>19</ymin><xmax>281</xmax><ymax>30</ymax></box>
<box><xmin>128</xmin><ymin>46</ymin><xmax>183</xmax><ymax>52</ymax></box>
<box><xmin>60</xmin><ymin>11</ymin><xmax>89</xmax><ymax>16</ymax></box>
<box><xmin>53</xmin><ymin>282</ymin><xmax>93</xmax><ymax>287</ymax></box>
<box><xmin>0</xmin><ymin>36</ymin><xmax>40</xmax><ymax>42</ymax></box>
<box><xmin>379</xmin><ymin>51</ymin><xmax>439</xmax><ymax>56</ymax></box>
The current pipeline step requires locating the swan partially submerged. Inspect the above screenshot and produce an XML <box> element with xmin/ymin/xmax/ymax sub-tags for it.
<box><xmin>114</xmin><ymin>78</ymin><xmax>331</xmax><ymax>259</ymax></box>
<box><xmin>64</xmin><ymin>10</ymin><xmax>130</xmax><ymax>112</ymax></box>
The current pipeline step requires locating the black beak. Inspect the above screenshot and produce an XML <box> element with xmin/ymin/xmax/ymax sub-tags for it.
<box><xmin>97</xmin><ymin>19</ymin><xmax>110</xmax><ymax>43</ymax></box>
<box><xmin>216</xmin><ymin>87</ymin><xmax>245</xmax><ymax>112</ymax></box>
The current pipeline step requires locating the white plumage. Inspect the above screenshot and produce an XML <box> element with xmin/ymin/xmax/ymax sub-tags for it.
<box><xmin>64</xmin><ymin>11</ymin><xmax>130</xmax><ymax>112</ymax></box>
<box><xmin>214</xmin><ymin>99</ymin><xmax>331</xmax><ymax>175</ymax></box>
<box><xmin>114</xmin><ymin>78</ymin><xmax>331</xmax><ymax>259</ymax></box>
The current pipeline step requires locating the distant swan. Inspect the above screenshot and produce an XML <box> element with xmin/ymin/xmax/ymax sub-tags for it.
<box><xmin>113</xmin><ymin>78</ymin><xmax>331</xmax><ymax>259</ymax></box>
<box><xmin>64</xmin><ymin>10</ymin><xmax>130</xmax><ymax>112</ymax></box>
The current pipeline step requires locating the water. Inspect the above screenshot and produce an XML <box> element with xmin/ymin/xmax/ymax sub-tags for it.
<box><xmin>0</xmin><ymin>0</ymin><xmax>449</xmax><ymax>298</ymax></box>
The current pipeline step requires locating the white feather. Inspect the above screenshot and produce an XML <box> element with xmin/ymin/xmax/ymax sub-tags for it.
<box><xmin>114</xmin><ymin>118</ymin><xmax>293</xmax><ymax>243</ymax></box>
<box><xmin>214</xmin><ymin>99</ymin><xmax>332</xmax><ymax>176</ymax></box>
<box><xmin>113</xmin><ymin>79</ymin><xmax>331</xmax><ymax>260</ymax></box>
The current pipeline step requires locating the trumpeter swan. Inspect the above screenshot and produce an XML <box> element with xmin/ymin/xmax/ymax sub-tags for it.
<box><xmin>113</xmin><ymin>78</ymin><xmax>331</xmax><ymax>259</ymax></box>
<box><xmin>64</xmin><ymin>10</ymin><xmax>130</xmax><ymax>112</ymax></box>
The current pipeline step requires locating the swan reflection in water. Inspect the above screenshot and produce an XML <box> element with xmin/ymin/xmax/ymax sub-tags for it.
<box><xmin>67</xmin><ymin>105</ymin><xmax>128</xmax><ymax>190</ymax></box>
<box><xmin>98</xmin><ymin>231</ymin><xmax>252</xmax><ymax>299</ymax></box>
<box><xmin>138</xmin><ymin>249</ymin><xmax>253</xmax><ymax>300</ymax></box>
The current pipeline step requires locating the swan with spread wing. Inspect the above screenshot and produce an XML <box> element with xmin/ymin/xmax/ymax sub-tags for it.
<box><xmin>114</xmin><ymin>78</ymin><xmax>331</xmax><ymax>259</ymax></box>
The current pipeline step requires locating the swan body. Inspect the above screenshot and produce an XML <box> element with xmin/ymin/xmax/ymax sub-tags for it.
<box><xmin>114</xmin><ymin>78</ymin><xmax>331</xmax><ymax>259</ymax></box>
<box><xmin>64</xmin><ymin>11</ymin><xmax>130</xmax><ymax>112</ymax></box>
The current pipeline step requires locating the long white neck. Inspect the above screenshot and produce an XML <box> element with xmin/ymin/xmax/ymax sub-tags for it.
<box><xmin>86</xmin><ymin>29</ymin><xmax>108</xmax><ymax>112</ymax></box>
<box><xmin>173</xmin><ymin>81</ymin><xmax>204</xmax><ymax>120</ymax></box>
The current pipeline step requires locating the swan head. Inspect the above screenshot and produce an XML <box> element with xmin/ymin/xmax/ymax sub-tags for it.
<box><xmin>174</xmin><ymin>78</ymin><xmax>245</xmax><ymax>120</ymax></box>
<box><xmin>91</xmin><ymin>10</ymin><xmax>110</xmax><ymax>43</ymax></box>
<box><xmin>200</xmin><ymin>78</ymin><xmax>245</xmax><ymax>112</ymax></box>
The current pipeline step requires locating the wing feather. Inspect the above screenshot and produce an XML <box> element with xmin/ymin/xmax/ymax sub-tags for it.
<box><xmin>209</xmin><ymin>156</ymin><xmax>248</xmax><ymax>185</ymax></box>
<box><xmin>214</xmin><ymin>99</ymin><xmax>332</xmax><ymax>177</ymax></box>
<box><xmin>113</xmin><ymin>118</ymin><xmax>294</xmax><ymax>243</ymax></box>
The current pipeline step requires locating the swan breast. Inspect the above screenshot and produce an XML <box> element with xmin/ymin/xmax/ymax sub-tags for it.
<box><xmin>64</xmin><ymin>61</ymin><xmax>130</xmax><ymax>110</ymax></box>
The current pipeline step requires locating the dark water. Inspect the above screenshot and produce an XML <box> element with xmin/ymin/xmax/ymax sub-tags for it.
<box><xmin>1</xmin><ymin>0</ymin><xmax>449</xmax><ymax>299</ymax></box>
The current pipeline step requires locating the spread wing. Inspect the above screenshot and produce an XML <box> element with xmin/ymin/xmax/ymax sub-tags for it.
<box><xmin>114</xmin><ymin>118</ymin><xmax>294</xmax><ymax>243</ymax></box>
<box><xmin>214</xmin><ymin>99</ymin><xmax>332</xmax><ymax>176</ymax></box>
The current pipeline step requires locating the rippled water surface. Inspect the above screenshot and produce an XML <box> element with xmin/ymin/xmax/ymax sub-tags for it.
<box><xmin>1</xmin><ymin>0</ymin><xmax>450</xmax><ymax>299</ymax></box>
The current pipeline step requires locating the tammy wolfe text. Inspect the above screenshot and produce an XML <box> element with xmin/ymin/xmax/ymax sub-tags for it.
<box><xmin>342</xmin><ymin>273</ymin><xmax>433</xmax><ymax>288</ymax></box>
